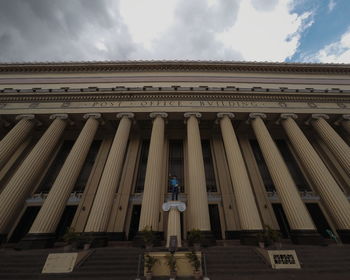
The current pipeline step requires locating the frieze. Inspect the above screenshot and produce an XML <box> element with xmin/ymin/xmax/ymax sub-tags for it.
<box><xmin>0</xmin><ymin>99</ymin><xmax>349</xmax><ymax>112</ymax></box>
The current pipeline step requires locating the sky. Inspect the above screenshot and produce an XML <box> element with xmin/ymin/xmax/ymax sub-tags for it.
<box><xmin>0</xmin><ymin>0</ymin><xmax>349</xmax><ymax>63</ymax></box>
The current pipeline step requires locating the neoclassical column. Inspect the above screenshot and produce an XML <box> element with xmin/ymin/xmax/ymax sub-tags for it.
<box><xmin>138</xmin><ymin>113</ymin><xmax>167</xmax><ymax>235</ymax></box>
<box><xmin>310</xmin><ymin>114</ymin><xmax>350</xmax><ymax>177</ymax></box>
<box><xmin>340</xmin><ymin>115</ymin><xmax>350</xmax><ymax>135</ymax></box>
<box><xmin>184</xmin><ymin>113</ymin><xmax>212</xmax><ymax>242</ymax></box>
<box><xmin>217</xmin><ymin>113</ymin><xmax>262</xmax><ymax>244</ymax></box>
<box><xmin>18</xmin><ymin>114</ymin><xmax>101</xmax><ymax>249</ymax></box>
<box><xmin>0</xmin><ymin>114</ymin><xmax>67</xmax><ymax>243</ymax></box>
<box><xmin>0</xmin><ymin>115</ymin><xmax>36</xmax><ymax>169</ymax></box>
<box><xmin>163</xmin><ymin>201</ymin><xmax>186</xmax><ymax>248</ymax></box>
<box><xmin>84</xmin><ymin>113</ymin><xmax>133</xmax><ymax>246</ymax></box>
<box><xmin>250</xmin><ymin>113</ymin><xmax>320</xmax><ymax>244</ymax></box>
<box><xmin>281</xmin><ymin>114</ymin><xmax>350</xmax><ymax>243</ymax></box>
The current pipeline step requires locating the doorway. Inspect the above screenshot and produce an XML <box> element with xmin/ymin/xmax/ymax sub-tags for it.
<box><xmin>209</xmin><ymin>204</ymin><xmax>222</xmax><ymax>240</ymax></box>
<box><xmin>55</xmin><ymin>206</ymin><xmax>77</xmax><ymax>240</ymax></box>
<box><xmin>128</xmin><ymin>205</ymin><xmax>141</xmax><ymax>240</ymax></box>
<box><xmin>272</xmin><ymin>204</ymin><xmax>291</xmax><ymax>238</ymax></box>
<box><xmin>8</xmin><ymin>206</ymin><xmax>40</xmax><ymax>243</ymax></box>
<box><xmin>306</xmin><ymin>203</ymin><xmax>332</xmax><ymax>238</ymax></box>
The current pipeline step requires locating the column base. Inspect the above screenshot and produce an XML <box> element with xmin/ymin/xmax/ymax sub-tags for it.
<box><xmin>240</xmin><ymin>230</ymin><xmax>263</xmax><ymax>245</ymax></box>
<box><xmin>133</xmin><ymin>231</ymin><xmax>163</xmax><ymax>247</ymax></box>
<box><xmin>82</xmin><ymin>232</ymin><xmax>108</xmax><ymax>248</ymax></box>
<box><xmin>106</xmin><ymin>232</ymin><xmax>125</xmax><ymax>241</ymax></box>
<box><xmin>16</xmin><ymin>233</ymin><xmax>56</xmax><ymax>250</ymax></box>
<box><xmin>337</xmin><ymin>230</ymin><xmax>350</xmax><ymax>244</ymax></box>
<box><xmin>290</xmin><ymin>230</ymin><xmax>323</xmax><ymax>245</ymax></box>
<box><xmin>225</xmin><ymin>231</ymin><xmax>240</xmax><ymax>240</ymax></box>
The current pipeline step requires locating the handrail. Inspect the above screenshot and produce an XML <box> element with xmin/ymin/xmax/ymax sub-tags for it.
<box><xmin>202</xmin><ymin>252</ymin><xmax>210</xmax><ymax>280</ymax></box>
<box><xmin>135</xmin><ymin>254</ymin><xmax>142</xmax><ymax>280</ymax></box>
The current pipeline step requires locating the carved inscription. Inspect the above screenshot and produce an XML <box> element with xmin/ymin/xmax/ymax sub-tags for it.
<box><xmin>90</xmin><ymin>100</ymin><xmax>260</xmax><ymax>108</ymax></box>
<box><xmin>0</xmin><ymin>100</ymin><xmax>347</xmax><ymax>112</ymax></box>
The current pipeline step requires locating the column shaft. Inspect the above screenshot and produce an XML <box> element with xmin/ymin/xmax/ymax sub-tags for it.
<box><xmin>251</xmin><ymin>115</ymin><xmax>321</xmax><ymax>244</ymax></box>
<box><xmin>84</xmin><ymin>115</ymin><xmax>132</xmax><ymax>233</ymax></box>
<box><xmin>311</xmin><ymin>116</ymin><xmax>350</xmax><ymax>176</ymax></box>
<box><xmin>219</xmin><ymin>115</ymin><xmax>262</xmax><ymax>231</ymax></box>
<box><xmin>186</xmin><ymin>114</ymin><xmax>211</xmax><ymax>231</ymax></box>
<box><xmin>0</xmin><ymin>117</ymin><xmax>35</xmax><ymax>169</ymax></box>
<box><xmin>281</xmin><ymin>117</ymin><xmax>350</xmax><ymax>239</ymax></box>
<box><xmin>138</xmin><ymin>114</ymin><xmax>166</xmax><ymax>231</ymax></box>
<box><xmin>0</xmin><ymin>117</ymin><xmax>66</xmax><ymax>235</ymax></box>
<box><xmin>166</xmin><ymin>207</ymin><xmax>182</xmax><ymax>248</ymax></box>
<box><xmin>29</xmin><ymin>116</ymin><xmax>99</xmax><ymax>235</ymax></box>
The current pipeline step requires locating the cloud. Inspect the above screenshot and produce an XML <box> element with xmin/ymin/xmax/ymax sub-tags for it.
<box><xmin>0</xmin><ymin>0</ymin><xmax>135</xmax><ymax>62</ymax></box>
<box><xmin>328</xmin><ymin>0</ymin><xmax>336</xmax><ymax>12</ymax></box>
<box><xmin>217</xmin><ymin>0</ymin><xmax>313</xmax><ymax>61</ymax></box>
<box><xmin>251</xmin><ymin>0</ymin><xmax>279</xmax><ymax>12</ymax></box>
<box><xmin>127</xmin><ymin>0</ymin><xmax>243</xmax><ymax>60</ymax></box>
<box><xmin>0</xmin><ymin>0</ymin><xmax>314</xmax><ymax>62</ymax></box>
<box><xmin>306</xmin><ymin>28</ymin><xmax>350</xmax><ymax>63</ymax></box>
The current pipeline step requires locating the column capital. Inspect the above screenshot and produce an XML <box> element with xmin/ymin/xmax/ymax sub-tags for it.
<box><xmin>249</xmin><ymin>113</ymin><xmax>267</xmax><ymax>120</ymax></box>
<box><xmin>83</xmin><ymin>113</ymin><xmax>104</xmax><ymax>125</ymax></box>
<box><xmin>83</xmin><ymin>113</ymin><xmax>101</xmax><ymax>120</ymax></box>
<box><xmin>306</xmin><ymin>114</ymin><xmax>329</xmax><ymax>125</ymax></box>
<box><xmin>342</xmin><ymin>114</ymin><xmax>350</xmax><ymax>120</ymax></box>
<box><xmin>15</xmin><ymin>114</ymin><xmax>35</xmax><ymax>121</ymax></box>
<box><xmin>117</xmin><ymin>112</ymin><xmax>135</xmax><ymax>119</ymax></box>
<box><xmin>311</xmin><ymin>113</ymin><xmax>330</xmax><ymax>120</ymax></box>
<box><xmin>49</xmin><ymin>114</ymin><xmax>69</xmax><ymax>120</ymax></box>
<box><xmin>184</xmin><ymin>112</ymin><xmax>202</xmax><ymax>119</ymax></box>
<box><xmin>15</xmin><ymin>114</ymin><xmax>42</xmax><ymax>126</ymax></box>
<box><xmin>335</xmin><ymin>114</ymin><xmax>350</xmax><ymax>126</ymax></box>
<box><xmin>247</xmin><ymin>113</ymin><xmax>266</xmax><ymax>124</ymax></box>
<box><xmin>276</xmin><ymin>113</ymin><xmax>298</xmax><ymax>124</ymax></box>
<box><xmin>149</xmin><ymin>112</ymin><xmax>168</xmax><ymax>119</ymax></box>
<box><xmin>217</xmin><ymin>112</ymin><xmax>235</xmax><ymax>119</ymax></box>
<box><xmin>162</xmin><ymin>201</ymin><xmax>186</xmax><ymax>212</ymax></box>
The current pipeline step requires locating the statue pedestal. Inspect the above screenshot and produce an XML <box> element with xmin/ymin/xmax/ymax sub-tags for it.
<box><xmin>162</xmin><ymin>201</ymin><xmax>186</xmax><ymax>248</ymax></box>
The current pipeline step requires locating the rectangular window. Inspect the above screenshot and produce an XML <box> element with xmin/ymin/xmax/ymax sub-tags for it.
<box><xmin>134</xmin><ymin>140</ymin><xmax>149</xmax><ymax>193</ymax></box>
<box><xmin>168</xmin><ymin>140</ymin><xmax>184</xmax><ymax>192</ymax></box>
<box><xmin>202</xmin><ymin>139</ymin><xmax>217</xmax><ymax>192</ymax></box>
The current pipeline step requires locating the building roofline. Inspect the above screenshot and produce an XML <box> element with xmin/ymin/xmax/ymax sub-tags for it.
<box><xmin>1</xmin><ymin>60</ymin><xmax>350</xmax><ymax>74</ymax></box>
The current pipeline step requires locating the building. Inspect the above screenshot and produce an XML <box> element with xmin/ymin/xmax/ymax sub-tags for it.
<box><xmin>0</xmin><ymin>61</ymin><xmax>349</xmax><ymax>250</ymax></box>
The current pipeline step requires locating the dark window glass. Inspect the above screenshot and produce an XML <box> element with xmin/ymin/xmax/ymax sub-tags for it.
<box><xmin>73</xmin><ymin>140</ymin><xmax>102</xmax><ymax>192</ymax></box>
<box><xmin>250</xmin><ymin>139</ymin><xmax>275</xmax><ymax>192</ymax></box>
<box><xmin>135</xmin><ymin>140</ymin><xmax>149</xmax><ymax>193</ymax></box>
<box><xmin>168</xmin><ymin>140</ymin><xmax>184</xmax><ymax>192</ymax></box>
<box><xmin>275</xmin><ymin>139</ymin><xmax>311</xmax><ymax>192</ymax></box>
<box><xmin>202</xmin><ymin>140</ymin><xmax>217</xmax><ymax>192</ymax></box>
<box><xmin>36</xmin><ymin>140</ymin><xmax>74</xmax><ymax>193</ymax></box>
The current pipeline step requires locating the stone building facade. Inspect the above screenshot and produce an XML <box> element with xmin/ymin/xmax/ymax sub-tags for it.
<box><xmin>0</xmin><ymin>61</ymin><xmax>349</xmax><ymax>249</ymax></box>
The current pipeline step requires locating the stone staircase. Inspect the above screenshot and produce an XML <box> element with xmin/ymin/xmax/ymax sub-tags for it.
<box><xmin>0</xmin><ymin>248</ymin><xmax>51</xmax><ymax>279</ymax></box>
<box><xmin>204</xmin><ymin>244</ymin><xmax>350</xmax><ymax>280</ymax></box>
<box><xmin>204</xmin><ymin>245</ymin><xmax>271</xmax><ymax>279</ymax></box>
<box><xmin>0</xmin><ymin>246</ymin><xmax>143</xmax><ymax>280</ymax></box>
<box><xmin>71</xmin><ymin>246</ymin><xmax>143</xmax><ymax>280</ymax></box>
<box><xmin>1</xmin><ymin>244</ymin><xmax>350</xmax><ymax>280</ymax></box>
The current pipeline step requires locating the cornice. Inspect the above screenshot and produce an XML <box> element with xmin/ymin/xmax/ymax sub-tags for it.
<box><xmin>0</xmin><ymin>87</ymin><xmax>349</xmax><ymax>104</ymax></box>
<box><xmin>1</xmin><ymin>60</ymin><xmax>350</xmax><ymax>74</ymax></box>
